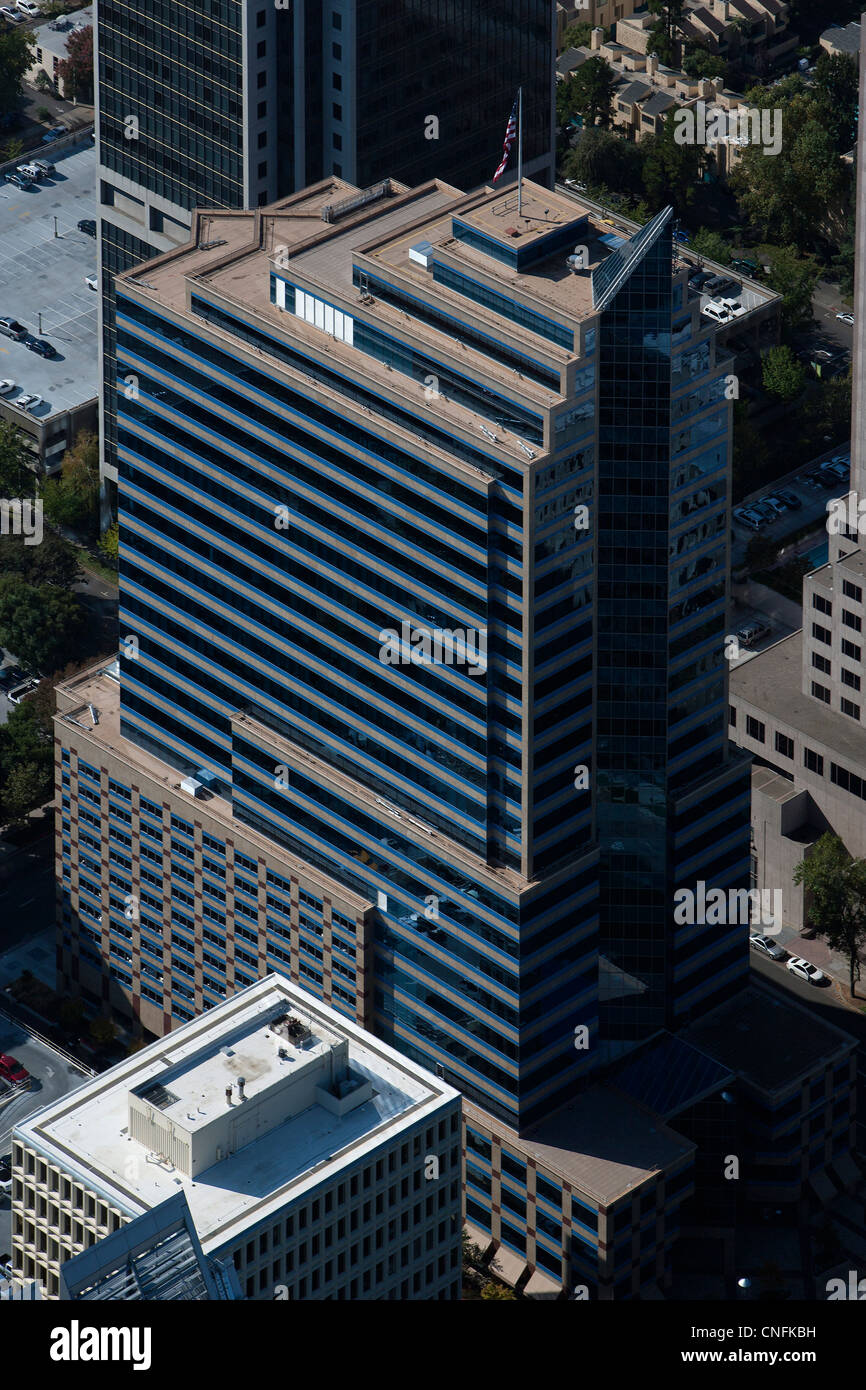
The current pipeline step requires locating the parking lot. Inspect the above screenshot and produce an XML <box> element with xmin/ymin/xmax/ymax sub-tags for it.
<box><xmin>0</xmin><ymin>1015</ymin><xmax>92</xmax><ymax>1260</ymax></box>
<box><xmin>0</xmin><ymin>139</ymin><xmax>97</xmax><ymax>420</ymax></box>
<box><xmin>731</xmin><ymin>442</ymin><xmax>851</xmax><ymax>572</ymax></box>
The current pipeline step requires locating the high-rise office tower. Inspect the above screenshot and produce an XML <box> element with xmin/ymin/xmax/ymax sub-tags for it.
<box><xmin>95</xmin><ymin>0</ymin><xmax>556</xmax><ymax>505</ymax></box>
<box><xmin>55</xmin><ymin>176</ymin><xmax>755</xmax><ymax>1294</ymax></box>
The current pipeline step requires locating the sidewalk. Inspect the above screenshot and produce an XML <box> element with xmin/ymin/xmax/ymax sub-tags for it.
<box><xmin>772</xmin><ymin>921</ymin><xmax>865</xmax><ymax>1007</ymax></box>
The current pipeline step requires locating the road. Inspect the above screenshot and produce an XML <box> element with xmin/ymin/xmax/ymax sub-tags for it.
<box><xmin>811</xmin><ymin>279</ymin><xmax>854</xmax><ymax>356</ymax></box>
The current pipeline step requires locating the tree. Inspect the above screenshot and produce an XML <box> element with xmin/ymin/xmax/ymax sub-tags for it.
<box><xmin>35</xmin><ymin>106</ymin><xmax>51</xmax><ymax>124</ymax></box>
<box><xmin>0</xmin><ymin>421</ymin><xmax>34</xmax><ymax>496</ymax></box>
<box><xmin>567</xmin><ymin>57</ymin><xmax>617</xmax><ymax>129</ymax></box>
<box><xmin>481</xmin><ymin>1281</ymin><xmax>517</xmax><ymax>1300</ymax></box>
<box><xmin>793</xmin><ymin>833</ymin><xmax>866</xmax><ymax>996</ymax></box>
<box><xmin>682</xmin><ymin>48</ymin><xmax>726</xmax><ymax>81</ymax></box>
<box><xmin>0</xmin><ymin>136</ymin><xmax>23</xmax><ymax>164</ymax></box>
<box><xmin>761</xmin><ymin>345</ymin><xmax>806</xmax><ymax>402</ymax></box>
<box><xmin>0</xmin><ymin>530</ymin><xmax>81</xmax><ymax>590</ymax></box>
<box><xmin>98</xmin><ymin>521</ymin><xmax>118</xmax><ymax>567</ymax></box>
<box><xmin>561</xmin><ymin>21</ymin><xmax>593</xmax><ymax>50</ymax></box>
<box><xmin>646</xmin><ymin>0</ymin><xmax>685</xmax><ymax>66</ymax></box>
<box><xmin>757</xmin><ymin>244</ymin><xmax>818</xmax><ymax>335</ymax></box>
<box><xmin>0</xmin><ymin>26</ymin><xmax>35</xmax><ymax>117</ymax></box>
<box><xmin>56</xmin><ymin>24</ymin><xmax>93</xmax><ymax>103</ymax></box>
<box><xmin>562</xmin><ymin>128</ymin><xmax>645</xmax><ymax>200</ymax></box>
<box><xmin>0</xmin><ymin>699</ymin><xmax>53</xmax><ymax>826</ymax></box>
<box><xmin>0</xmin><ymin>576</ymin><xmax>84</xmax><ymax>672</ymax></box>
<box><xmin>690</xmin><ymin>227</ymin><xmax>731</xmax><ymax>264</ymax></box>
<box><xmin>640</xmin><ymin>111</ymin><xmax>704</xmax><ymax>211</ymax></box>
<box><xmin>812</xmin><ymin>51</ymin><xmax>858</xmax><ymax>154</ymax></box>
<box><xmin>90</xmin><ymin>1016</ymin><xmax>117</xmax><ymax>1046</ymax></box>
<box><xmin>40</xmin><ymin>430</ymin><xmax>100</xmax><ymax>538</ymax></box>
<box><xmin>730</xmin><ymin>81</ymin><xmax>851</xmax><ymax>253</ymax></box>
<box><xmin>1</xmin><ymin>761</ymin><xmax>50</xmax><ymax>827</ymax></box>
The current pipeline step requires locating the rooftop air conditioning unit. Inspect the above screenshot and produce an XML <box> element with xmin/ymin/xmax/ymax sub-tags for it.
<box><xmin>180</xmin><ymin>776</ymin><xmax>202</xmax><ymax>797</ymax></box>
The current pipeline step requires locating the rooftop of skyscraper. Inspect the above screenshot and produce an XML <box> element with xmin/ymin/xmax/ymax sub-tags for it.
<box><xmin>15</xmin><ymin>975</ymin><xmax>458</xmax><ymax>1253</ymax></box>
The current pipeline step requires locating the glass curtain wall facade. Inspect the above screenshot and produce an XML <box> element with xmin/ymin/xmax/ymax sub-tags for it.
<box><xmin>594</xmin><ymin>215</ymin><xmax>750</xmax><ymax>1054</ymax></box>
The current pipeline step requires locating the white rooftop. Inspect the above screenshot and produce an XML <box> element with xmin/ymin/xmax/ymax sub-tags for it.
<box><xmin>16</xmin><ymin>977</ymin><xmax>458</xmax><ymax>1254</ymax></box>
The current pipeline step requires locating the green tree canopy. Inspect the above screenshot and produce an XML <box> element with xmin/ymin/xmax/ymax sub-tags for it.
<box><xmin>0</xmin><ymin>698</ymin><xmax>53</xmax><ymax>827</ymax></box>
<box><xmin>730</xmin><ymin>81</ymin><xmax>851</xmax><ymax>252</ymax></box>
<box><xmin>561</xmin><ymin>127</ymin><xmax>645</xmax><ymax>200</ymax></box>
<box><xmin>757</xmin><ymin>243</ymin><xmax>817</xmax><ymax>334</ymax></box>
<box><xmin>690</xmin><ymin>227</ymin><xmax>731</xmax><ymax>264</ymax></box>
<box><xmin>0</xmin><ymin>26</ymin><xmax>35</xmax><ymax>117</ymax></box>
<box><xmin>682</xmin><ymin>47</ymin><xmax>726</xmax><ymax>80</ymax></box>
<box><xmin>0</xmin><ymin>421</ymin><xmax>34</xmax><ymax>497</ymax></box>
<box><xmin>640</xmin><ymin>111</ymin><xmax>704</xmax><ymax>211</ymax></box>
<box><xmin>793</xmin><ymin>833</ymin><xmax>866</xmax><ymax>995</ymax></box>
<box><xmin>761</xmin><ymin>344</ymin><xmax>806</xmax><ymax>402</ymax></box>
<box><xmin>0</xmin><ymin>577</ymin><xmax>83</xmax><ymax>673</ymax></box>
<box><xmin>646</xmin><ymin>0</ymin><xmax>685</xmax><ymax>66</ymax></box>
<box><xmin>565</xmin><ymin>57</ymin><xmax>618</xmax><ymax>129</ymax></box>
<box><xmin>812</xmin><ymin>51</ymin><xmax>858</xmax><ymax>154</ymax></box>
<box><xmin>0</xmin><ymin>530</ymin><xmax>81</xmax><ymax>589</ymax></box>
<box><xmin>40</xmin><ymin>430</ymin><xmax>100</xmax><ymax>539</ymax></box>
<box><xmin>561</xmin><ymin>20</ymin><xmax>593</xmax><ymax>50</ymax></box>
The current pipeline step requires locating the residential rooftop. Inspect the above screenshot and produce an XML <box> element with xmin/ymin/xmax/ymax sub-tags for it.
<box><xmin>16</xmin><ymin>976</ymin><xmax>458</xmax><ymax>1255</ymax></box>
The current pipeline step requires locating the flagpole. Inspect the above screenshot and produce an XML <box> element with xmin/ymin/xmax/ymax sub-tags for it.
<box><xmin>517</xmin><ymin>86</ymin><xmax>523</xmax><ymax>216</ymax></box>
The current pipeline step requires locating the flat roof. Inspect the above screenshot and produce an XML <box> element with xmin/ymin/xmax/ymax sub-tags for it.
<box><xmin>465</xmin><ymin>1086</ymin><xmax>694</xmax><ymax>1206</ymax></box>
<box><xmin>16</xmin><ymin>976</ymin><xmax>458</xmax><ymax>1254</ymax></box>
<box><xmin>0</xmin><ymin>141</ymin><xmax>97</xmax><ymax>421</ymax></box>
<box><xmin>730</xmin><ymin>628</ymin><xmax>866</xmax><ymax>769</ymax></box>
<box><xmin>684</xmin><ymin>985</ymin><xmax>855</xmax><ymax>1096</ymax></box>
<box><xmin>53</xmin><ymin>660</ymin><xmax>373</xmax><ymax>915</ymax></box>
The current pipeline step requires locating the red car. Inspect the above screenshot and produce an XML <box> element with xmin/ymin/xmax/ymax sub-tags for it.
<box><xmin>0</xmin><ymin>1055</ymin><xmax>28</xmax><ymax>1085</ymax></box>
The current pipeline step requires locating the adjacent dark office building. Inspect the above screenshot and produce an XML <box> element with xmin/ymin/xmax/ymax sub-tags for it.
<box><xmin>95</xmin><ymin>0</ymin><xmax>556</xmax><ymax>505</ymax></box>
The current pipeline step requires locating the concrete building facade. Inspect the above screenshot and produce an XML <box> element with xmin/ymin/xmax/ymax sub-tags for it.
<box><xmin>12</xmin><ymin>976</ymin><xmax>462</xmax><ymax>1300</ymax></box>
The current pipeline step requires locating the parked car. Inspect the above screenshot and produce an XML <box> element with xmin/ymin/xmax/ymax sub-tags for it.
<box><xmin>786</xmin><ymin>956</ymin><xmax>825</xmax><ymax>985</ymax></box>
<box><xmin>16</xmin><ymin>0</ymin><xmax>41</xmax><ymax>15</ymax></box>
<box><xmin>41</xmin><ymin>126</ymin><xmax>67</xmax><ymax>144</ymax></box>
<box><xmin>0</xmin><ymin>1054</ymin><xmax>28</xmax><ymax>1085</ymax></box>
<box><xmin>31</xmin><ymin>159</ymin><xmax>54</xmax><ymax>177</ymax></box>
<box><xmin>0</xmin><ymin>664</ymin><xmax>21</xmax><ymax>689</ymax></box>
<box><xmin>7</xmin><ymin>678</ymin><xmax>37</xmax><ymax>703</ymax></box>
<box><xmin>16</xmin><ymin>163</ymin><xmax>42</xmax><ymax>181</ymax></box>
<box><xmin>831</xmin><ymin>454</ymin><xmax>850</xmax><ymax>467</ymax></box>
<box><xmin>733</xmin><ymin>506</ymin><xmax>763</xmax><ymax>530</ymax></box>
<box><xmin>0</xmin><ymin>318</ymin><xmax>26</xmax><ymax>340</ymax></box>
<box><xmin>776</xmin><ymin>488</ymin><xmax>802</xmax><ymax>511</ymax></box>
<box><xmin>0</xmin><ymin>379</ymin><xmax>15</xmax><ymax>396</ymax></box>
<box><xmin>836</xmin><ymin>311</ymin><xmax>854</xmax><ymax>326</ymax></box>
<box><xmin>737</xmin><ymin>621</ymin><xmax>770</xmax><ymax>648</ymax></box>
<box><xmin>826</xmin><ymin>461</ymin><xmax>848</xmax><ymax>480</ymax></box>
<box><xmin>0</xmin><ymin>1155</ymin><xmax>11</xmax><ymax>1195</ymax></box>
<box><xmin>750</xmin><ymin>933</ymin><xmax>786</xmax><ymax>961</ymax></box>
<box><xmin>14</xmin><ymin>393</ymin><xmax>43</xmax><ymax>413</ymax></box>
<box><xmin>762</xmin><ymin>495</ymin><xmax>788</xmax><ymax>518</ymax></box>
<box><xmin>713</xmin><ymin>278</ymin><xmax>740</xmax><ymax>298</ymax></box>
<box><xmin>703</xmin><ymin>274</ymin><xmax>728</xmax><ymax>294</ymax></box>
<box><xmin>702</xmin><ymin>302</ymin><xmax>733</xmax><ymax>324</ymax></box>
<box><xmin>751</xmin><ymin>499</ymin><xmax>779</xmax><ymax>523</ymax></box>
<box><xmin>803</xmin><ymin>468</ymin><xmax>827</xmax><ymax>488</ymax></box>
<box><xmin>5</xmin><ymin>171</ymin><xmax>32</xmax><ymax>188</ymax></box>
<box><xmin>689</xmin><ymin>270</ymin><xmax>713</xmax><ymax>290</ymax></box>
<box><xmin>85</xmin><ymin>273</ymin><xmax>98</xmax><ymax>291</ymax></box>
<box><xmin>0</xmin><ymin>5</ymin><xmax>25</xmax><ymax>20</ymax></box>
<box><xmin>22</xmin><ymin>335</ymin><xmax>56</xmax><ymax>358</ymax></box>
<box><xmin>77</xmin><ymin>218</ymin><xmax>96</xmax><ymax>238</ymax></box>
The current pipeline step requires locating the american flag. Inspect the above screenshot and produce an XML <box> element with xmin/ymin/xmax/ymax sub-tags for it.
<box><xmin>492</xmin><ymin>97</ymin><xmax>519</xmax><ymax>183</ymax></box>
